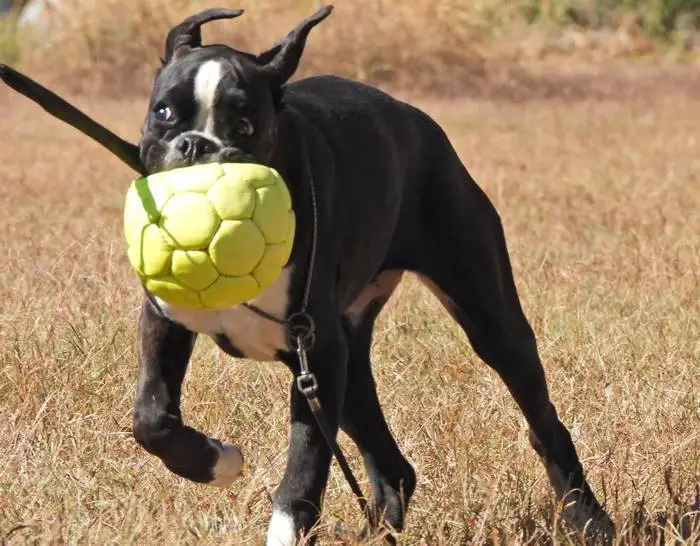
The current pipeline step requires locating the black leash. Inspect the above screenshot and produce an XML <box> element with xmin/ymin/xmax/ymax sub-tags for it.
<box><xmin>242</xmin><ymin>137</ymin><xmax>370</xmax><ymax>519</ymax></box>
<box><xmin>293</xmin><ymin>324</ymin><xmax>369</xmax><ymax>516</ymax></box>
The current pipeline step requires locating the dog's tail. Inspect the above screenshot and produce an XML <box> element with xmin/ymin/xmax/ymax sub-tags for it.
<box><xmin>0</xmin><ymin>64</ymin><xmax>147</xmax><ymax>175</ymax></box>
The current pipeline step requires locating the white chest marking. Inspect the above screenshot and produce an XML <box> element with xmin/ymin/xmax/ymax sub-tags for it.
<box><xmin>156</xmin><ymin>268</ymin><xmax>292</xmax><ymax>361</ymax></box>
<box><xmin>194</xmin><ymin>60</ymin><xmax>223</xmax><ymax>139</ymax></box>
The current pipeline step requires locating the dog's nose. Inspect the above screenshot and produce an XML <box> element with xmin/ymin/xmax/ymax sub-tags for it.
<box><xmin>176</xmin><ymin>134</ymin><xmax>219</xmax><ymax>162</ymax></box>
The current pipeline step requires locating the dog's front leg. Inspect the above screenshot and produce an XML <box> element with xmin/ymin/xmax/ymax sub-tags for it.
<box><xmin>132</xmin><ymin>297</ymin><xmax>243</xmax><ymax>486</ymax></box>
<box><xmin>267</xmin><ymin>325</ymin><xmax>348</xmax><ymax>546</ymax></box>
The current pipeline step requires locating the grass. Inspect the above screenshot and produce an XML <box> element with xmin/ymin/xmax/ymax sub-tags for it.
<box><xmin>0</xmin><ymin>60</ymin><xmax>699</xmax><ymax>543</ymax></box>
<box><xmin>7</xmin><ymin>0</ymin><xmax>699</xmax><ymax>97</ymax></box>
<box><xmin>13</xmin><ymin>0</ymin><xmax>489</xmax><ymax>96</ymax></box>
<box><xmin>0</xmin><ymin>13</ymin><xmax>21</xmax><ymax>65</ymax></box>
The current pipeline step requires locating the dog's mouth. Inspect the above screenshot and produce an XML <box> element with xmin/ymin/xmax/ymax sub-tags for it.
<box><xmin>216</xmin><ymin>147</ymin><xmax>258</xmax><ymax>165</ymax></box>
<box><xmin>157</xmin><ymin>146</ymin><xmax>257</xmax><ymax>173</ymax></box>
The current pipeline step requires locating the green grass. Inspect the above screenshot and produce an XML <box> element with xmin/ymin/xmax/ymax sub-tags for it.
<box><xmin>514</xmin><ymin>0</ymin><xmax>700</xmax><ymax>34</ymax></box>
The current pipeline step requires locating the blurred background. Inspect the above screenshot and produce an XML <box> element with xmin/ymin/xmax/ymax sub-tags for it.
<box><xmin>0</xmin><ymin>0</ymin><xmax>699</xmax><ymax>97</ymax></box>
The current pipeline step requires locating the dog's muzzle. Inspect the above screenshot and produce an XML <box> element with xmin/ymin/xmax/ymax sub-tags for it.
<box><xmin>176</xmin><ymin>133</ymin><xmax>220</xmax><ymax>163</ymax></box>
<box><xmin>162</xmin><ymin>133</ymin><xmax>254</xmax><ymax>170</ymax></box>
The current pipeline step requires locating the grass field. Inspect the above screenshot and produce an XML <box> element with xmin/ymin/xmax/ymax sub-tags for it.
<box><xmin>0</xmin><ymin>61</ymin><xmax>698</xmax><ymax>544</ymax></box>
<box><xmin>8</xmin><ymin>0</ymin><xmax>700</xmax><ymax>96</ymax></box>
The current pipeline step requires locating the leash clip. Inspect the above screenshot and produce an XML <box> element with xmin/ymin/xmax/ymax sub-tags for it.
<box><xmin>295</xmin><ymin>335</ymin><xmax>318</xmax><ymax>398</ymax></box>
<box><xmin>296</xmin><ymin>371</ymin><xmax>319</xmax><ymax>398</ymax></box>
<box><xmin>286</xmin><ymin>311</ymin><xmax>316</xmax><ymax>352</ymax></box>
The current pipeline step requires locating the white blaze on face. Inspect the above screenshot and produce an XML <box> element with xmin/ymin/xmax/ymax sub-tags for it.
<box><xmin>194</xmin><ymin>60</ymin><xmax>224</xmax><ymax>140</ymax></box>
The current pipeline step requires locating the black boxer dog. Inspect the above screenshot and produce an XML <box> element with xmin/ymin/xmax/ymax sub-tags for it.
<box><xmin>0</xmin><ymin>5</ymin><xmax>614</xmax><ymax>544</ymax></box>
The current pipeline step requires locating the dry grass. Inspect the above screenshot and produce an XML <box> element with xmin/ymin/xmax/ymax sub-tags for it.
<box><xmin>16</xmin><ymin>0</ymin><xmax>491</xmax><ymax>96</ymax></box>
<box><xmin>11</xmin><ymin>0</ymin><xmax>700</xmax><ymax>97</ymax></box>
<box><xmin>1</xmin><ymin>62</ymin><xmax>699</xmax><ymax>544</ymax></box>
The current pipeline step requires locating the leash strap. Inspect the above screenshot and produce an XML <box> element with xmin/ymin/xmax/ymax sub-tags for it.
<box><xmin>242</xmin><ymin>129</ymin><xmax>370</xmax><ymax>521</ymax></box>
<box><xmin>294</xmin><ymin>333</ymin><xmax>370</xmax><ymax>517</ymax></box>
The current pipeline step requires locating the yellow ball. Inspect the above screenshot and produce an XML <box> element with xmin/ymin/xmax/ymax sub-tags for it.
<box><xmin>124</xmin><ymin>163</ymin><xmax>295</xmax><ymax>309</ymax></box>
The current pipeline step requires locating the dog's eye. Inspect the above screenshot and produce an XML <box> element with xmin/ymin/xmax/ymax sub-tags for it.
<box><xmin>234</xmin><ymin>118</ymin><xmax>255</xmax><ymax>137</ymax></box>
<box><xmin>153</xmin><ymin>104</ymin><xmax>173</xmax><ymax>122</ymax></box>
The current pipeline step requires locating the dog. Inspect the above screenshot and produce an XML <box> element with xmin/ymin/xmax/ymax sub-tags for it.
<box><xmin>0</xmin><ymin>5</ymin><xmax>615</xmax><ymax>545</ymax></box>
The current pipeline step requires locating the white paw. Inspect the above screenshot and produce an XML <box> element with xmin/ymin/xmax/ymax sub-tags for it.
<box><xmin>266</xmin><ymin>510</ymin><xmax>296</xmax><ymax>546</ymax></box>
<box><xmin>209</xmin><ymin>442</ymin><xmax>244</xmax><ymax>487</ymax></box>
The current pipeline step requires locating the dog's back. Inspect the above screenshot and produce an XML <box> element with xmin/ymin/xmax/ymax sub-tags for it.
<box><xmin>284</xmin><ymin>74</ymin><xmax>443</xmax><ymax>174</ymax></box>
<box><xmin>282</xmin><ymin>75</ymin><xmax>459</xmax><ymax>302</ymax></box>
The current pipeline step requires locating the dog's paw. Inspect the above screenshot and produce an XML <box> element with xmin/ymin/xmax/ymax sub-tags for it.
<box><xmin>560</xmin><ymin>497</ymin><xmax>615</xmax><ymax>545</ymax></box>
<box><xmin>580</xmin><ymin>511</ymin><xmax>615</xmax><ymax>545</ymax></box>
<box><xmin>209</xmin><ymin>441</ymin><xmax>244</xmax><ymax>487</ymax></box>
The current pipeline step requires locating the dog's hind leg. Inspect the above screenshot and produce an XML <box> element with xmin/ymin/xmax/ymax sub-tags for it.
<box><xmin>132</xmin><ymin>298</ymin><xmax>244</xmax><ymax>487</ymax></box>
<box><xmin>340</xmin><ymin>272</ymin><xmax>416</xmax><ymax>542</ymax></box>
<box><xmin>408</xmin><ymin>152</ymin><xmax>614</xmax><ymax>540</ymax></box>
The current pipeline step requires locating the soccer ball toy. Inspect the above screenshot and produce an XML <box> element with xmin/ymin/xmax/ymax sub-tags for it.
<box><xmin>124</xmin><ymin>163</ymin><xmax>295</xmax><ymax>309</ymax></box>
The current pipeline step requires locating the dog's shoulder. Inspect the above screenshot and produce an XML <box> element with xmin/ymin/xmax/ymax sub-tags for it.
<box><xmin>283</xmin><ymin>75</ymin><xmax>410</xmax><ymax>114</ymax></box>
<box><xmin>281</xmin><ymin>75</ymin><xmax>444</xmax><ymax>150</ymax></box>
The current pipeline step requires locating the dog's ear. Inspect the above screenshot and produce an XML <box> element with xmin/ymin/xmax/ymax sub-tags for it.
<box><xmin>258</xmin><ymin>5</ymin><xmax>333</xmax><ymax>89</ymax></box>
<box><xmin>164</xmin><ymin>8</ymin><xmax>244</xmax><ymax>63</ymax></box>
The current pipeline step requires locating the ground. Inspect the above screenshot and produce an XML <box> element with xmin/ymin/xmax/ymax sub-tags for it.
<box><xmin>0</xmin><ymin>61</ymin><xmax>698</xmax><ymax>544</ymax></box>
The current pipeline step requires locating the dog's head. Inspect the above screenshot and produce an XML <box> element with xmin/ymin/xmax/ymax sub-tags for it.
<box><xmin>139</xmin><ymin>6</ymin><xmax>333</xmax><ymax>174</ymax></box>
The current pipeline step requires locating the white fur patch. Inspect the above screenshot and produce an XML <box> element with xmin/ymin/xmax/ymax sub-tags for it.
<box><xmin>209</xmin><ymin>442</ymin><xmax>244</xmax><ymax>487</ymax></box>
<box><xmin>344</xmin><ymin>270</ymin><xmax>403</xmax><ymax>327</ymax></box>
<box><xmin>156</xmin><ymin>268</ymin><xmax>293</xmax><ymax>361</ymax></box>
<box><xmin>194</xmin><ymin>60</ymin><xmax>223</xmax><ymax>138</ymax></box>
<box><xmin>266</xmin><ymin>510</ymin><xmax>296</xmax><ymax>546</ymax></box>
